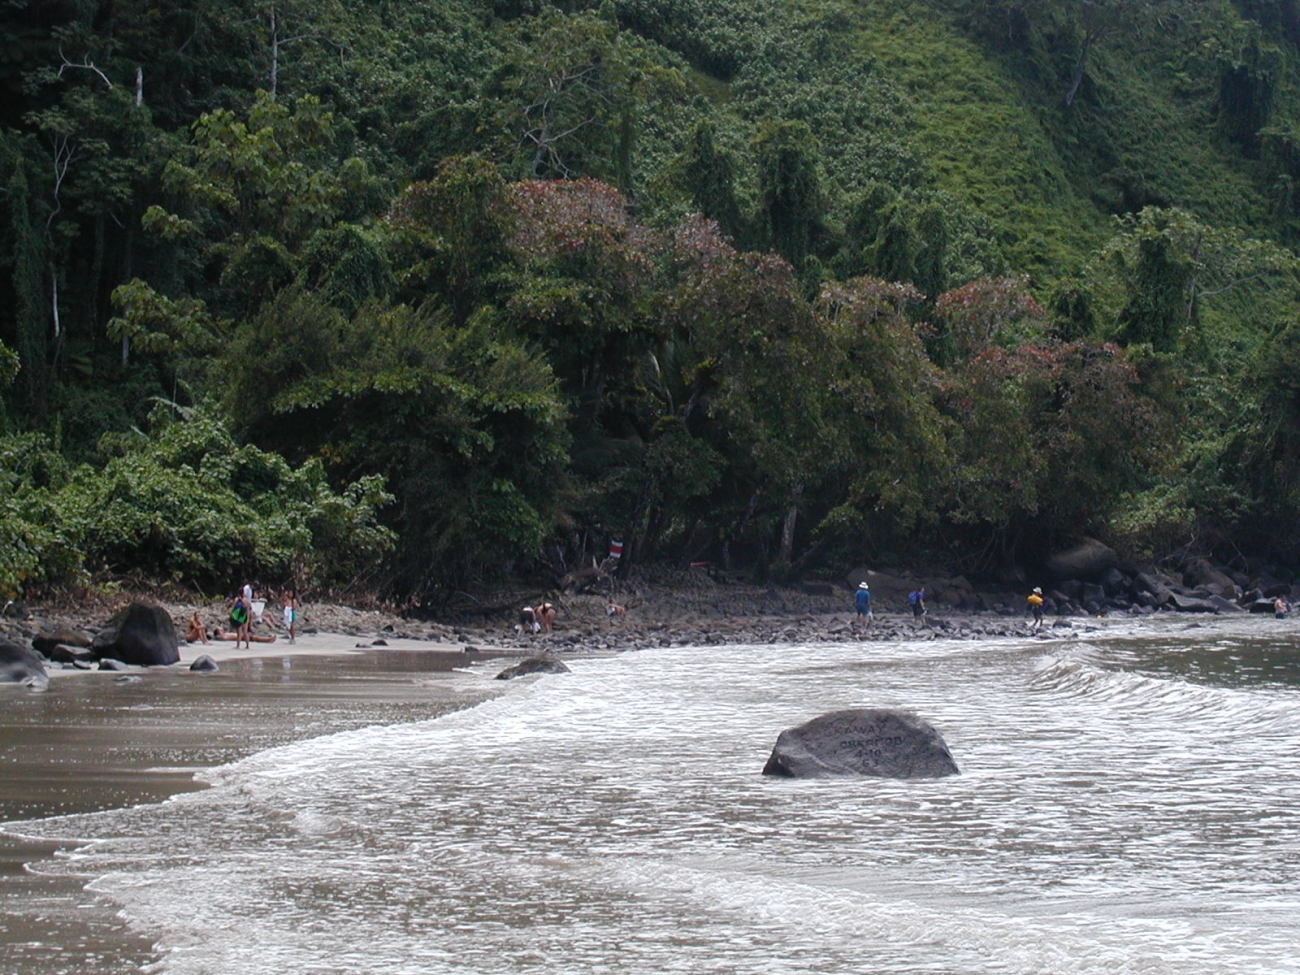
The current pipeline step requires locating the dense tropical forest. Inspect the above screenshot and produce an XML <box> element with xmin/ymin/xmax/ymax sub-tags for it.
<box><xmin>4</xmin><ymin>0</ymin><xmax>1300</xmax><ymax>601</ymax></box>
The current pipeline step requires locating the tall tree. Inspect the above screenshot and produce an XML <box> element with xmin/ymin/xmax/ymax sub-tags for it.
<box><xmin>753</xmin><ymin>119</ymin><xmax>822</xmax><ymax>268</ymax></box>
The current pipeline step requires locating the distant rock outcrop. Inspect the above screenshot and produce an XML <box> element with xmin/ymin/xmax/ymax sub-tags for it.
<box><xmin>763</xmin><ymin>708</ymin><xmax>959</xmax><ymax>779</ymax></box>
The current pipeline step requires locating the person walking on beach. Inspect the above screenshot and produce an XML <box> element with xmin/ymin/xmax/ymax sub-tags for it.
<box><xmin>230</xmin><ymin>592</ymin><xmax>252</xmax><ymax>649</ymax></box>
<box><xmin>855</xmin><ymin>582</ymin><xmax>873</xmax><ymax>626</ymax></box>
<box><xmin>1027</xmin><ymin>587</ymin><xmax>1045</xmax><ymax>629</ymax></box>
<box><xmin>282</xmin><ymin>589</ymin><xmax>300</xmax><ymax>643</ymax></box>
<box><xmin>908</xmin><ymin>587</ymin><xmax>927</xmax><ymax>627</ymax></box>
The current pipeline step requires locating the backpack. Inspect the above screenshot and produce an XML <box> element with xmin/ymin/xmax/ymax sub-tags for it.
<box><xmin>230</xmin><ymin>601</ymin><xmax>248</xmax><ymax>625</ymax></box>
<box><xmin>908</xmin><ymin>590</ymin><xmax>920</xmax><ymax>606</ymax></box>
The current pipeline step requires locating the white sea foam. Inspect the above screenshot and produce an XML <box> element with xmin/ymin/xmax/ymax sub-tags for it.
<box><xmin>9</xmin><ymin>629</ymin><xmax>1300</xmax><ymax>974</ymax></box>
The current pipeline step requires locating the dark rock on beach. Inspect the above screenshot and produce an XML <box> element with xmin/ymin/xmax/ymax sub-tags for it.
<box><xmin>94</xmin><ymin>602</ymin><xmax>179</xmax><ymax>666</ymax></box>
<box><xmin>190</xmin><ymin>654</ymin><xmax>219</xmax><ymax>672</ymax></box>
<box><xmin>763</xmin><ymin>708</ymin><xmax>959</xmax><ymax>780</ymax></box>
<box><xmin>31</xmin><ymin>629</ymin><xmax>92</xmax><ymax>656</ymax></box>
<box><xmin>46</xmin><ymin>644</ymin><xmax>97</xmax><ymax>664</ymax></box>
<box><xmin>0</xmin><ymin>639</ymin><xmax>49</xmax><ymax>687</ymax></box>
<box><xmin>495</xmin><ymin>655</ymin><xmax>571</xmax><ymax>680</ymax></box>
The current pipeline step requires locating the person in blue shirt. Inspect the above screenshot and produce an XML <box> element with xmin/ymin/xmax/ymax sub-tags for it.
<box><xmin>855</xmin><ymin>582</ymin><xmax>873</xmax><ymax>624</ymax></box>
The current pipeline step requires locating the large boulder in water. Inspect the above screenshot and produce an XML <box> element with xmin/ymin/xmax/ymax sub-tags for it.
<box><xmin>762</xmin><ymin>708</ymin><xmax>959</xmax><ymax>780</ymax></box>
<box><xmin>0</xmin><ymin>639</ymin><xmax>49</xmax><ymax>687</ymax></box>
<box><xmin>93</xmin><ymin>602</ymin><xmax>179</xmax><ymax>666</ymax></box>
<box><xmin>495</xmin><ymin>655</ymin><xmax>571</xmax><ymax>680</ymax></box>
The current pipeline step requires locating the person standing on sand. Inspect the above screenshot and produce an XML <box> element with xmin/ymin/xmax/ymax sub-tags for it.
<box><xmin>282</xmin><ymin>589</ymin><xmax>299</xmax><ymax>643</ymax></box>
<box><xmin>230</xmin><ymin>592</ymin><xmax>252</xmax><ymax>649</ymax></box>
<box><xmin>855</xmin><ymin>583</ymin><xmax>873</xmax><ymax>625</ymax></box>
<box><xmin>1028</xmin><ymin>587</ymin><xmax>1045</xmax><ymax>629</ymax></box>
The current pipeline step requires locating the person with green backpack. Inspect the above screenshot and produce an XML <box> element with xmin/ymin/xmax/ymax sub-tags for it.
<box><xmin>229</xmin><ymin>591</ymin><xmax>252</xmax><ymax>649</ymax></box>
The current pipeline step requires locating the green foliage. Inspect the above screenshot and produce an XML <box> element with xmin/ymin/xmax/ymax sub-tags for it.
<box><xmin>8</xmin><ymin>0</ymin><xmax>1300</xmax><ymax>589</ymax></box>
<box><xmin>63</xmin><ymin>406</ymin><xmax>395</xmax><ymax>590</ymax></box>
<box><xmin>220</xmin><ymin>294</ymin><xmax>572</xmax><ymax>590</ymax></box>
<box><xmin>0</xmin><ymin>432</ymin><xmax>79</xmax><ymax>597</ymax></box>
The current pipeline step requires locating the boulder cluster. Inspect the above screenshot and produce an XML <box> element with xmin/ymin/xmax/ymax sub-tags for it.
<box><xmin>0</xmin><ymin>601</ymin><xmax>182</xmax><ymax>685</ymax></box>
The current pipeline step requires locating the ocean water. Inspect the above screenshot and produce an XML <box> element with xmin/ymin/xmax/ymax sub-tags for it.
<box><xmin>5</xmin><ymin>620</ymin><xmax>1300</xmax><ymax>974</ymax></box>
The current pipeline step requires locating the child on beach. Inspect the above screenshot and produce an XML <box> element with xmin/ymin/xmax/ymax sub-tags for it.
<box><xmin>282</xmin><ymin>589</ymin><xmax>299</xmax><ymax>643</ymax></box>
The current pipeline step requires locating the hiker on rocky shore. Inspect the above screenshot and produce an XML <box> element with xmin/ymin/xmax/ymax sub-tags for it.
<box><xmin>908</xmin><ymin>587</ymin><xmax>927</xmax><ymax>627</ymax></box>
<box><xmin>1028</xmin><ymin>587</ymin><xmax>1045</xmax><ymax>629</ymax></box>
<box><xmin>855</xmin><ymin>583</ymin><xmax>873</xmax><ymax>625</ymax></box>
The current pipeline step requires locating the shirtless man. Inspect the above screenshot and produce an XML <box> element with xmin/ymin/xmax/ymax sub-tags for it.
<box><xmin>537</xmin><ymin>602</ymin><xmax>557</xmax><ymax>634</ymax></box>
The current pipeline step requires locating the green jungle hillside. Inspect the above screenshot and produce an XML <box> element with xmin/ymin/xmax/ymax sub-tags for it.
<box><xmin>4</xmin><ymin>0</ymin><xmax>1300</xmax><ymax>601</ymax></box>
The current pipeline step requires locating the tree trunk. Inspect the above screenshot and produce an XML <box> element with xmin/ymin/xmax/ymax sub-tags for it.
<box><xmin>1064</xmin><ymin>35</ymin><xmax>1092</xmax><ymax>107</ymax></box>
<box><xmin>778</xmin><ymin>482</ymin><xmax>804</xmax><ymax>567</ymax></box>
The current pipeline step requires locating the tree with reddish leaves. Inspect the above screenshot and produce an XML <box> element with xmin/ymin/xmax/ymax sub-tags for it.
<box><xmin>941</xmin><ymin>338</ymin><xmax>1175</xmax><ymax>563</ymax></box>
<box><xmin>934</xmin><ymin>275</ymin><xmax>1046</xmax><ymax>365</ymax></box>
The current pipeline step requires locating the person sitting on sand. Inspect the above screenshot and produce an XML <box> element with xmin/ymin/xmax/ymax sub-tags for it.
<box><xmin>607</xmin><ymin>599</ymin><xmax>626</xmax><ymax>619</ymax></box>
<box><xmin>537</xmin><ymin>602</ymin><xmax>557</xmax><ymax>634</ymax></box>
<box><xmin>185</xmin><ymin>611</ymin><xmax>211</xmax><ymax>645</ymax></box>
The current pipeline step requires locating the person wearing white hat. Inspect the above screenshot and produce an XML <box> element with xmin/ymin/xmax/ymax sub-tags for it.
<box><xmin>855</xmin><ymin>582</ymin><xmax>873</xmax><ymax>625</ymax></box>
<box><xmin>1027</xmin><ymin>587</ymin><xmax>1045</xmax><ymax>629</ymax></box>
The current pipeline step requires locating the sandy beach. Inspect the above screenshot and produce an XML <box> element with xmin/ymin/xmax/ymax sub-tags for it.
<box><xmin>0</xmin><ymin>629</ymin><xmax>529</xmax><ymax>975</ymax></box>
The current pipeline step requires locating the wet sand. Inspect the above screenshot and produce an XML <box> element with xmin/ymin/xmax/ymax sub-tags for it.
<box><xmin>0</xmin><ymin>637</ymin><xmax>519</xmax><ymax>975</ymax></box>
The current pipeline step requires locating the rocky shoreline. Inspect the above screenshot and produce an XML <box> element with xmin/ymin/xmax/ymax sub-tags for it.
<box><xmin>4</xmin><ymin>543</ymin><xmax>1296</xmax><ymax>674</ymax></box>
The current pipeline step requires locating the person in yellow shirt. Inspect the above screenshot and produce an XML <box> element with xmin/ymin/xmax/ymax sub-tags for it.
<box><xmin>1027</xmin><ymin>587</ymin><xmax>1045</xmax><ymax>629</ymax></box>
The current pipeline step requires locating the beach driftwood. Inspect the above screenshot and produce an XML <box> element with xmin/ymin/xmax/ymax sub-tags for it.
<box><xmin>762</xmin><ymin>708</ymin><xmax>959</xmax><ymax>779</ymax></box>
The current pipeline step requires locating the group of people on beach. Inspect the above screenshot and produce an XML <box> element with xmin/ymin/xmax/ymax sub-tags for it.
<box><xmin>853</xmin><ymin>582</ymin><xmax>929</xmax><ymax>628</ymax></box>
<box><xmin>185</xmin><ymin>584</ymin><xmax>300</xmax><ymax>648</ymax></box>
<box><xmin>853</xmin><ymin>581</ymin><xmax>1051</xmax><ymax>630</ymax></box>
<box><xmin>513</xmin><ymin>597</ymin><xmax>627</xmax><ymax>636</ymax></box>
